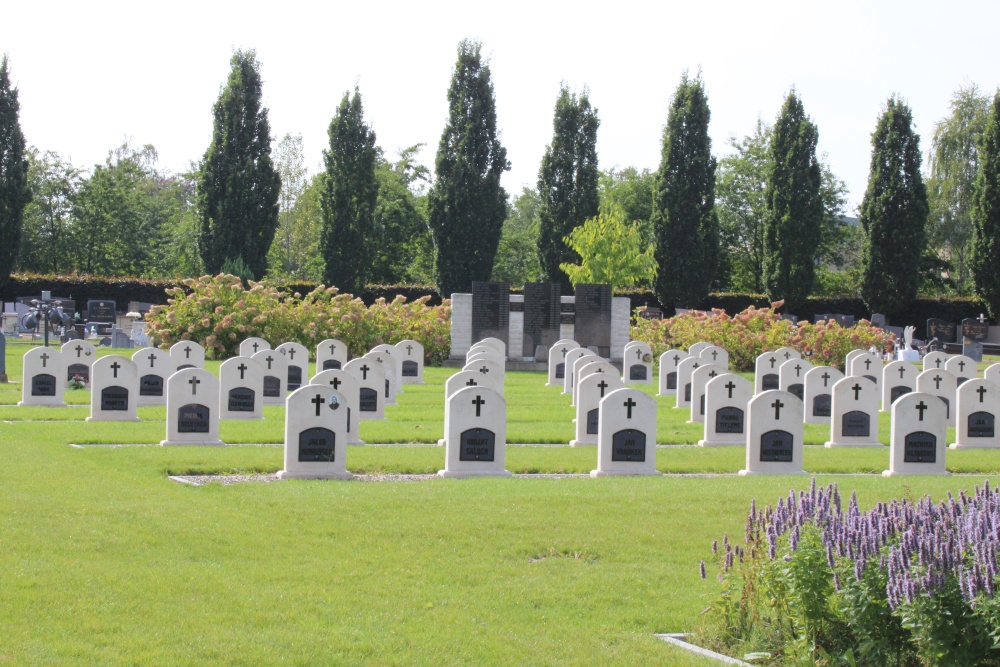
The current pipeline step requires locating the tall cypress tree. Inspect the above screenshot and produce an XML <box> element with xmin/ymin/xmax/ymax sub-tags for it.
<box><xmin>198</xmin><ymin>50</ymin><xmax>280</xmax><ymax>281</ymax></box>
<box><xmin>651</xmin><ymin>71</ymin><xmax>717</xmax><ymax>309</ymax></box>
<box><xmin>972</xmin><ymin>91</ymin><xmax>1000</xmax><ymax>318</ymax></box>
<box><xmin>762</xmin><ymin>90</ymin><xmax>823</xmax><ymax>311</ymax></box>
<box><xmin>428</xmin><ymin>39</ymin><xmax>510</xmax><ymax>297</ymax></box>
<box><xmin>320</xmin><ymin>87</ymin><xmax>378</xmax><ymax>295</ymax></box>
<box><xmin>0</xmin><ymin>55</ymin><xmax>31</xmax><ymax>284</ymax></box>
<box><xmin>859</xmin><ymin>97</ymin><xmax>928</xmax><ymax>316</ymax></box>
<box><xmin>536</xmin><ymin>85</ymin><xmax>600</xmax><ymax>292</ymax></box>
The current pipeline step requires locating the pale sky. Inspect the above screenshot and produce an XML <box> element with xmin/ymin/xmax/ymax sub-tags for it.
<box><xmin>3</xmin><ymin>1</ymin><xmax>997</xmax><ymax>213</ymax></box>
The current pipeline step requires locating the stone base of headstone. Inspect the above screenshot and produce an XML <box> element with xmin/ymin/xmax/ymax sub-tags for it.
<box><xmin>276</xmin><ymin>470</ymin><xmax>354</xmax><ymax>480</ymax></box>
<box><xmin>824</xmin><ymin>440</ymin><xmax>882</xmax><ymax>448</ymax></box>
<box><xmin>17</xmin><ymin>400</ymin><xmax>68</xmax><ymax>407</ymax></box>
<box><xmin>697</xmin><ymin>438</ymin><xmax>743</xmax><ymax>447</ymax></box>
<box><xmin>436</xmin><ymin>469</ymin><xmax>512</xmax><ymax>479</ymax></box>
<box><xmin>569</xmin><ymin>439</ymin><xmax>597</xmax><ymax>447</ymax></box>
<box><xmin>949</xmin><ymin>442</ymin><xmax>998</xmax><ymax>450</ymax></box>
<box><xmin>881</xmin><ymin>469</ymin><xmax>951</xmax><ymax>478</ymax></box>
<box><xmin>86</xmin><ymin>415</ymin><xmax>141</xmax><ymax>422</ymax></box>
<box><xmin>589</xmin><ymin>469</ymin><xmax>662</xmax><ymax>477</ymax></box>
<box><xmin>737</xmin><ymin>469</ymin><xmax>808</xmax><ymax>477</ymax></box>
<box><xmin>0</xmin><ymin>373</ymin><xmax>7</xmax><ymax>383</ymax></box>
<box><xmin>159</xmin><ymin>438</ymin><xmax>225</xmax><ymax>447</ymax></box>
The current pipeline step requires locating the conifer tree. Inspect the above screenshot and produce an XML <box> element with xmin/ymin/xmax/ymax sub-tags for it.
<box><xmin>0</xmin><ymin>55</ymin><xmax>31</xmax><ymax>284</ymax></box>
<box><xmin>537</xmin><ymin>85</ymin><xmax>600</xmax><ymax>292</ymax></box>
<box><xmin>428</xmin><ymin>39</ymin><xmax>510</xmax><ymax>297</ymax></box>
<box><xmin>762</xmin><ymin>90</ymin><xmax>823</xmax><ymax>311</ymax></box>
<box><xmin>651</xmin><ymin>71</ymin><xmax>717</xmax><ymax>309</ymax></box>
<box><xmin>198</xmin><ymin>50</ymin><xmax>280</xmax><ymax>281</ymax></box>
<box><xmin>972</xmin><ymin>91</ymin><xmax>1000</xmax><ymax>318</ymax></box>
<box><xmin>859</xmin><ymin>97</ymin><xmax>929</xmax><ymax>316</ymax></box>
<box><xmin>320</xmin><ymin>87</ymin><xmax>378</xmax><ymax>295</ymax></box>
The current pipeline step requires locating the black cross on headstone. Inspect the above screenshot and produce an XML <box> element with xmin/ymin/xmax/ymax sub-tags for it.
<box><xmin>692</xmin><ymin>362</ymin><xmax>699</xmax><ymax>370</ymax></box>
<box><xmin>852</xmin><ymin>383</ymin><xmax>862</xmax><ymax>400</ymax></box>
<box><xmin>329</xmin><ymin>343</ymin><xmax>336</xmax><ymax>354</ymax></box>
<box><xmin>635</xmin><ymin>348</ymin><xmax>642</xmax><ymax>360</ymax></box>
<box><xmin>561</xmin><ymin>347</ymin><xmax>568</xmax><ymax>358</ymax></box>
<box><xmin>237</xmin><ymin>363</ymin><xmax>247</xmax><ymax>380</ymax></box>
<box><xmin>472</xmin><ymin>394</ymin><xmax>485</xmax><ymax>417</ymax></box>
<box><xmin>898</xmin><ymin>366</ymin><xmax>906</xmax><ymax>379</ymax></box>
<box><xmin>406</xmin><ymin>344</ymin><xmax>413</xmax><ymax>355</ymax></box>
<box><xmin>312</xmin><ymin>393</ymin><xmax>326</xmax><ymax>416</ymax></box>
<box><xmin>74</xmin><ymin>344</ymin><xmax>84</xmax><ymax>358</ymax></box>
<box><xmin>725</xmin><ymin>381</ymin><xmax>735</xmax><ymax>398</ymax></box>
<box><xmin>265</xmin><ymin>355</ymin><xmax>274</xmax><ymax>370</ymax></box>
<box><xmin>935</xmin><ymin>357</ymin><xmax>943</xmax><ymax>368</ymax></box>
<box><xmin>359</xmin><ymin>364</ymin><xmax>370</xmax><ymax>380</ymax></box>
<box><xmin>672</xmin><ymin>354</ymin><xmax>681</xmax><ymax>366</ymax></box>
<box><xmin>252</xmin><ymin>341</ymin><xmax>260</xmax><ymax>353</ymax></box>
<box><xmin>794</xmin><ymin>364</ymin><xmax>802</xmax><ymax>377</ymax></box>
<box><xmin>330</xmin><ymin>376</ymin><xmax>342</xmax><ymax>390</ymax></box>
<box><xmin>466</xmin><ymin>378</ymin><xmax>477</xmax><ymax>386</ymax></box>
<box><xmin>147</xmin><ymin>353</ymin><xmax>156</xmax><ymax>368</ymax></box>
<box><xmin>288</xmin><ymin>348</ymin><xmax>296</xmax><ymax>360</ymax></box>
<box><xmin>933</xmin><ymin>374</ymin><xmax>943</xmax><ymax>390</ymax></box>
<box><xmin>708</xmin><ymin>370</ymin><xmax>718</xmax><ymax>378</ymax></box>
<box><xmin>479</xmin><ymin>366</ymin><xmax>489</xmax><ymax>374</ymax></box>
<box><xmin>711</xmin><ymin>350</ymin><xmax>719</xmax><ymax>361</ymax></box>
<box><xmin>821</xmin><ymin>372</ymin><xmax>831</xmax><ymax>387</ymax></box>
<box><xmin>784</xmin><ymin>351</ymin><xmax>791</xmax><ymax>360</ymax></box>
<box><xmin>958</xmin><ymin>360</ymin><xmax>966</xmax><ymax>372</ymax></box>
<box><xmin>864</xmin><ymin>358</ymin><xmax>872</xmax><ymax>370</ymax></box>
<box><xmin>916</xmin><ymin>400</ymin><xmax>928</xmax><ymax>421</ymax></box>
<box><xmin>772</xmin><ymin>398</ymin><xmax>784</xmax><ymax>419</ymax></box>
<box><xmin>40</xmin><ymin>352</ymin><xmax>49</xmax><ymax>368</ymax></box>
<box><xmin>598</xmin><ymin>379</ymin><xmax>609</xmax><ymax>397</ymax></box>
<box><xmin>978</xmin><ymin>385</ymin><xmax>988</xmax><ymax>403</ymax></box>
<box><xmin>769</xmin><ymin>357</ymin><xmax>777</xmax><ymax>369</ymax></box>
<box><xmin>189</xmin><ymin>376</ymin><xmax>200</xmax><ymax>395</ymax></box>
<box><xmin>184</xmin><ymin>345</ymin><xmax>192</xmax><ymax>359</ymax></box>
<box><xmin>624</xmin><ymin>397</ymin><xmax>636</xmax><ymax>419</ymax></box>
<box><xmin>110</xmin><ymin>361</ymin><xmax>121</xmax><ymax>378</ymax></box>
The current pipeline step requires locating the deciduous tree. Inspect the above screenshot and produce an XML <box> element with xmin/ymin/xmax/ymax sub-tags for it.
<box><xmin>560</xmin><ymin>209</ymin><xmax>655</xmax><ymax>290</ymax></box>
<box><xmin>972</xmin><ymin>90</ymin><xmax>1000</xmax><ymax>318</ymax></box>
<box><xmin>0</xmin><ymin>55</ymin><xmax>31</xmax><ymax>284</ymax></box>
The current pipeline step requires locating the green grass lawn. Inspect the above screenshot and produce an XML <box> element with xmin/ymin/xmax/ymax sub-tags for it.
<box><xmin>2</xmin><ymin>342</ymin><xmax>1000</xmax><ymax>665</ymax></box>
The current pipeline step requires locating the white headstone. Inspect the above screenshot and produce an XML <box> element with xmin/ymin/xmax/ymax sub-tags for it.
<box><xmin>344</xmin><ymin>358</ymin><xmax>385</xmax><ymax>420</ymax></box>
<box><xmin>438</xmin><ymin>386</ymin><xmax>511</xmax><ymax>478</ymax></box>
<box><xmin>739</xmin><ymin>390</ymin><xmax>806</xmax><ymax>476</ymax></box>
<box><xmin>916</xmin><ymin>368</ymin><xmax>958</xmax><ymax>428</ymax></box>
<box><xmin>61</xmin><ymin>339</ymin><xmax>97</xmax><ymax>388</ymax></box>
<box><xmin>945</xmin><ymin>354</ymin><xmax>977</xmax><ymax>385</ymax></box>
<box><xmin>950</xmin><ymin>379</ymin><xmax>1000</xmax><ymax>449</ymax></box>
<box><xmin>882</xmin><ymin>392</ymin><xmax>949</xmax><ymax>476</ymax></box>
<box><xmin>824</xmin><ymin>376</ymin><xmax>881</xmax><ymax>447</ymax></box>
<box><xmin>986</xmin><ymin>363</ymin><xmax>1000</xmax><ymax>386</ymax></box>
<box><xmin>688</xmin><ymin>342</ymin><xmax>711</xmax><ymax>357</ymax></box>
<box><xmin>396</xmin><ymin>339</ymin><xmax>425</xmax><ymax>384</ymax></box>
<box><xmin>276</xmin><ymin>386</ymin><xmax>352</xmax><ymax>480</ymax></box>
<box><xmin>160</xmin><ymin>368</ymin><xmax>223</xmax><ymax>446</ymax></box>
<box><xmin>562</xmin><ymin>348</ymin><xmax>595</xmax><ymax>395</ymax></box>
<box><xmin>276</xmin><ymin>342</ymin><xmax>310</xmax><ymax>392</ymax></box>
<box><xmin>86</xmin><ymin>355</ymin><xmax>140</xmax><ymax>421</ymax></box>
<box><xmin>623</xmin><ymin>341</ymin><xmax>654</xmax><ymax>385</ymax></box>
<box><xmin>754</xmin><ymin>351</ymin><xmax>783</xmax><ymax>394</ymax></box>
<box><xmin>463</xmin><ymin>357</ymin><xmax>505</xmax><ymax>393</ymax></box>
<box><xmin>239</xmin><ymin>337</ymin><xmax>270</xmax><ymax>357</ymax></box>
<box><xmin>689</xmin><ymin>364</ymin><xmax>728</xmax><ymax>423</ymax></box>
<box><xmin>775</xmin><ymin>346</ymin><xmax>801</xmax><ymax>364</ymax></box>
<box><xmin>570</xmin><ymin>372</ymin><xmax>625</xmax><ymax>447</ymax></box>
<box><xmin>364</xmin><ymin>350</ymin><xmax>398</xmax><ymax>405</ymax></box>
<box><xmin>675</xmin><ymin>356</ymin><xmax>703</xmax><ymax>410</ymax></box>
<box><xmin>316</xmin><ymin>338</ymin><xmax>348</xmax><ymax>371</ymax></box>
<box><xmin>699</xmin><ymin>345</ymin><xmax>729</xmax><ymax>369</ymax></box>
<box><xmin>658</xmin><ymin>349</ymin><xmax>689</xmax><ymax>396</ymax></box>
<box><xmin>923</xmin><ymin>351</ymin><xmax>950</xmax><ymax>372</ymax></box>
<box><xmin>310</xmin><ymin>369</ymin><xmax>363</xmax><ymax>444</ymax></box>
<box><xmin>19</xmin><ymin>347</ymin><xmax>67</xmax><ymax>407</ymax></box>
<box><xmin>881</xmin><ymin>360</ymin><xmax>918</xmax><ymax>410</ymax></box>
<box><xmin>848</xmin><ymin>352</ymin><xmax>882</xmax><ymax>408</ymax></box>
<box><xmin>803</xmin><ymin>366</ymin><xmax>844</xmax><ymax>424</ymax></box>
<box><xmin>170</xmin><ymin>340</ymin><xmax>205</xmax><ymax>371</ymax></box>
<box><xmin>845</xmin><ymin>349</ymin><xmax>866</xmax><ymax>367</ymax></box>
<box><xmin>371</xmin><ymin>343</ymin><xmax>404</xmax><ymax>394</ymax></box>
<box><xmin>590</xmin><ymin>388</ymin><xmax>660</xmax><ymax>477</ymax></box>
<box><xmin>219</xmin><ymin>357</ymin><xmax>264</xmax><ymax>421</ymax></box>
<box><xmin>444</xmin><ymin>369</ymin><xmax>502</xmax><ymax>398</ymax></box>
<box><xmin>698</xmin><ymin>374</ymin><xmax>752</xmax><ymax>447</ymax></box>
<box><xmin>779</xmin><ymin>358</ymin><xmax>813</xmax><ymax>403</ymax></box>
<box><xmin>253</xmin><ymin>348</ymin><xmax>288</xmax><ymax>406</ymax></box>
<box><xmin>472</xmin><ymin>337</ymin><xmax>506</xmax><ymax>360</ymax></box>
<box><xmin>467</xmin><ymin>345</ymin><xmax>504</xmax><ymax>367</ymax></box>
<box><xmin>547</xmin><ymin>339</ymin><xmax>580</xmax><ymax>386</ymax></box>
<box><xmin>573</xmin><ymin>358</ymin><xmax>616</xmax><ymax>407</ymax></box>
<box><xmin>132</xmin><ymin>347</ymin><xmax>173</xmax><ymax>406</ymax></box>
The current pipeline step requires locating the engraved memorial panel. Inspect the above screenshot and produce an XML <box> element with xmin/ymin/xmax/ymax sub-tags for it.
<box><xmin>140</xmin><ymin>374</ymin><xmax>163</xmax><ymax>396</ymax></box>
<box><xmin>100</xmin><ymin>386</ymin><xmax>128</xmax><ymax>411</ymax></box>
<box><xmin>969</xmin><ymin>411</ymin><xmax>996</xmax><ymax>438</ymax></box>
<box><xmin>359</xmin><ymin>387</ymin><xmax>378</xmax><ymax>412</ymax></box>
<box><xmin>611</xmin><ymin>429</ymin><xmax>647</xmax><ymax>462</ymax></box>
<box><xmin>841</xmin><ymin>410</ymin><xmax>871</xmax><ymax>437</ymax></box>
<box><xmin>32</xmin><ymin>373</ymin><xmax>56</xmax><ymax>396</ymax></box>
<box><xmin>574</xmin><ymin>283</ymin><xmax>612</xmax><ymax>356</ymax></box>
<box><xmin>762</xmin><ymin>373</ymin><xmax>779</xmax><ymax>391</ymax></box>
<box><xmin>263</xmin><ymin>376</ymin><xmax>280</xmax><ymax>397</ymax></box>
<box><xmin>67</xmin><ymin>363</ymin><xmax>89</xmax><ymax>383</ymax></box>
<box><xmin>522</xmin><ymin>282</ymin><xmax>561</xmax><ymax>358</ymax></box>
<box><xmin>178</xmin><ymin>403</ymin><xmax>210</xmax><ymax>433</ymax></box>
<box><xmin>228</xmin><ymin>388</ymin><xmax>256</xmax><ymax>412</ymax></box>
<box><xmin>471</xmin><ymin>281</ymin><xmax>509</xmax><ymax>350</ymax></box>
<box><xmin>715</xmin><ymin>406</ymin><xmax>744</xmax><ymax>434</ymax></box>
<box><xmin>459</xmin><ymin>428</ymin><xmax>496</xmax><ymax>462</ymax></box>
<box><xmin>904</xmin><ymin>431</ymin><xmax>937</xmax><ymax>463</ymax></box>
<box><xmin>760</xmin><ymin>430</ymin><xmax>793</xmax><ymax>462</ymax></box>
<box><xmin>298</xmin><ymin>427</ymin><xmax>335</xmax><ymax>462</ymax></box>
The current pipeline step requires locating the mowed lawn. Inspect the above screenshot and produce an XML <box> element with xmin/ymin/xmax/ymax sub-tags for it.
<box><xmin>2</xmin><ymin>343</ymin><xmax>999</xmax><ymax>665</ymax></box>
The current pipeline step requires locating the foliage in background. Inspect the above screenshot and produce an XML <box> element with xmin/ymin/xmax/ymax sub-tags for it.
<box><xmin>972</xmin><ymin>90</ymin><xmax>1000</xmax><ymax>321</ymax></box>
<box><xmin>197</xmin><ymin>49</ymin><xmax>280</xmax><ymax>281</ymax></box>
<box><xmin>144</xmin><ymin>274</ymin><xmax>450</xmax><ymax>364</ymax></box>
<box><xmin>599</xmin><ymin>166</ymin><xmax>655</xmax><ymax>245</ymax></box>
<box><xmin>859</xmin><ymin>97</ymin><xmax>929</xmax><ymax>317</ymax></box>
<box><xmin>266</xmin><ymin>134</ymin><xmax>322</xmax><ymax>281</ymax></box>
<box><xmin>428</xmin><ymin>39</ymin><xmax>510</xmax><ymax>297</ymax></box>
<box><xmin>0</xmin><ymin>55</ymin><xmax>31</xmax><ymax>286</ymax></box>
<box><xmin>762</xmin><ymin>91</ymin><xmax>824</xmax><ymax>311</ymax></box>
<box><xmin>536</xmin><ymin>85</ymin><xmax>600</xmax><ymax>293</ymax></box>
<box><xmin>492</xmin><ymin>187</ymin><xmax>542</xmax><ymax>286</ymax></box>
<box><xmin>651</xmin><ymin>71</ymin><xmax>718</xmax><ymax>309</ymax></box>
<box><xmin>370</xmin><ymin>144</ymin><xmax>434</xmax><ymax>285</ymax></box>
<box><xmin>17</xmin><ymin>149</ymin><xmax>80</xmax><ymax>273</ymax></box>
<box><xmin>559</xmin><ymin>209</ymin><xmax>655</xmax><ymax>290</ymax></box>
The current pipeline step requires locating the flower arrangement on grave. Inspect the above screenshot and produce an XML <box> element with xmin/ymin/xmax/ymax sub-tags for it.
<box><xmin>698</xmin><ymin>479</ymin><xmax>1000</xmax><ymax>666</ymax></box>
<box><xmin>68</xmin><ymin>374</ymin><xmax>86</xmax><ymax>390</ymax></box>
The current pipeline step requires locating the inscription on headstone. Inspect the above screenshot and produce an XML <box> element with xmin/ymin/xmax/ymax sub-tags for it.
<box><xmin>611</xmin><ymin>429</ymin><xmax>647</xmax><ymax>462</ymax></box>
<box><xmin>287</xmin><ymin>366</ymin><xmax>303</xmax><ymax>391</ymax></box>
<box><xmin>904</xmin><ymin>431</ymin><xmax>937</xmax><ymax>463</ymax></box>
<box><xmin>555</xmin><ymin>362</ymin><xmax>565</xmax><ymax>379</ymax></box>
<box><xmin>666</xmin><ymin>372</ymin><xmax>677</xmax><ymax>390</ymax></box>
<box><xmin>762</xmin><ymin>373</ymin><xmax>779</xmax><ymax>391</ymax></box>
<box><xmin>927</xmin><ymin>318</ymin><xmax>957</xmax><ymax>343</ymax></box>
<box><xmin>715</xmin><ymin>406</ymin><xmax>744</xmax><ymax>434</ymax></box>
<box><xmin>140</xmin><ymin>374</ymin><xmax>163</xmax><ymax>396</ymax></box>
<box><xmin>178</xmin><ymin>404</ymin><xmax>210</xmax><ymax>433</ymax></box>
<box><xmin>969</xmin><ymin>411</ymin><xmax>996</xmax><ymax>438</ymax></box>
<box><xmin>100</xmin><ymin>386</ymin><xmax>129</xmax><ymax>411</ymax></box>
<box><xmin>574</xmin><ymin>283</ymin><xmax>612</xmax><ymax>356</ymax></box>
<box><xmin>87</xmin><ymin>300</ymin><xmax>116</xmax><ymax>323</ymax></box>
<box><xmin>522</xmin><ymin>282</ymin><xmax>561</xmax><ymax>358</ymax></box>
<box><xmin>471</xmin><ymin>281</ymin><xmax>510</xmax><ymax>350</ymax></box>
<box><xmin>263</xmin><ymin>376</ymin><xmax>280</xmax><ymax>397</ymax></box>
<box><xmin>841</xmin><ymin>410</ymin><xmax>871</xmax><ymax>437</ymax></box>
<box><xmin>322</xmin><ymin>359</ymin><xmax>342</xmax><ymax>370</ymax></box>
<box><xmin>788</xmin><ymin>383</ymin><xmax>804</xmax><ymax>400</ymax></box>
<box><xmin>298</xmin><ymin>427</ymin><xmax>335</xmax><ymax>462</ymax></box>
<box><xmin>67</xmin><ymin>363</ymin><xmax>89</xmax><ymax>383</ymax></box>
<box><xmin>228</xmin><ymin>388</ymin><xmax>256</xmax><ymax>412</ymax></box>
<box><xmin>402</xmin><ymin>360</ymin><xmax>418</xmax><ymax>377</ymax></box>
<box><xmin>359</xmin><ymin>387</ymin><xmax>378</xmax><ymax>412</ymax></box>
<box><xmin>459</xmin><ymin>428</ymin><xmax>496</xmax><ymax>462</ymax></box>
<box><xmin>891</xmin><ymin>385</ymin><xmax>911</xmax><ymax>403</ymax></box>
<box><xmin>629</xmin><ymin>365</ymin><xmax>647</xmax><ymax>381</ymax></box>
<box><xmin>32</xmin><ymin>373</ymin><xmax>56</xmax><ymax>397</ymax></box>
<box><xmin>760</xmin><ymin>430</ymin><xmax>793</xmax><ymax>462</ymax></box>
<box><xmin>586</xmin><ymin>408</ymin><xmax>599</xmax><ymax>435</ymax></box>
<box><xmin>812</xmin><ymin>394</ymin><xmax>831</xmax><ymax>417</ymax></box>
<box><xmin>962</xmin><ymin>318</ymin><xmax>989</xmax><ymax>342</ymax></box>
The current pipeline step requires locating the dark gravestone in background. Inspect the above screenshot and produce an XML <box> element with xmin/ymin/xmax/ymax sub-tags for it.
<box><xmin>263</xmin><ymin>376</ymin><xmax>281</xmax><ymax>397</ymax></box>
<box><xmin>962</xmin><ymin>318</ymin><xmax>989</xmax><ymax>342</ymax></box>
<box><xmin>86</xmin><ymin>300</ymin><xmax>116</xmax><ymax>331</ymax></box>
<box><xmin>31</xmin><ymin>373</ymin><xmax>56</xmax><ymax>396</ymax></box>
<box><xmin>459</xmin><ymin>428</ymin><xmax>496</xmax><ymax>461</ymax></box>
<box><xmin>812</xmin><ymin>394</ymin><xmax>831</xmax><ymax>417</ymax></box>
<box><xmin>904</xmin><ymin>431</ymin><xmax>937</xmax><ymax>463</ymax></box>
<box><xmin>762</xmin><ymin>374</ymin><xmax>779</xmax><ymax>391</ymax></box>
<box><xmin>715</xmin><ymin>407</ymin><xmax>744</xmax><ymax>434</ymax></box>
<box><xmin>67</xmin><ymin>363</ymin><xmax>90</xmax><ymax>383</ymax></box>
<box><xmin>100</xmin><ymin>386</ymin><xmax>129</xmax><ymax>411</ymax></box>
<box><xmin>890</xmin><ymin>385</ymin><xmax>911</xmax><ymax>403</ymax></box>
<box><xmin>969</xmin><ymin>411</ymin><xmax>996</xmax><ymax>438</ymax></box>
<box><xmin>287</xmin><ymin>366</ymin><xmax>302</xmax><ymax>391</ymax></box>
<box><xmin>0</xmin><ymin>334</ymin><xmax>5</xmax><ymax>376</ymax></box>
<box><xmin>586</xmin><ymin>408</ymin><xmax>599</xmax><ymax>434</ymax></box>
<box><xmin>471</xmin><ymin>281</ymin><xmax>509</xmax><ymax>352</ymax></box>
<box><xmin>574</xmin><ymin>284</ymin><xmax>612</xmax><ymax>357</ymax></box>
<box><xmin>522</xmin><ymin>282</ymin><xmax>561</xmax><ymax>358</ymax></box>
<box><xmin>359</xmin><ymin>387</ymin><xmax>378</xmax><ymax>412</ymax></box>
<box><xmin>760</xmin><ymin>430</ymin><xmax>793</xmax><ymax>462</ymax></box>
<box><xmin>140</xmin><ymin>374</ymin><xmax>164</xmax><ymax>396</ymax></box>
<box><xmin>228</xmin><ymin>388</ymin><xmax>256</xmax><ymax>412</ymax></box>
<box><xmin>402</xmin><ymin>360</ymin><xmax>418</xmax><ymax>377</ymax></box>
<box><xmin>322</xmin><ymin>359</ymin><xmax>342</xmax><ymax>370</ymax></box>
<box><xmin>927</xmin><ymin>318</ymin><xmax>957</xmax><ymax>343</ymax></box>
<box><xmin>611</xmin><ymin>429</ymin><xmax>646</xmax><ymax>462</ymax></box>
<box><xmin>298</xmin><ymin>427</ymin><xmax>335</xmax><ymax>462</ymax></box>
<box><xmin>177</xmin><ymin>403</ymin><xmax>210</xmax><ymax>433</ymax></box>
<box><xmin>842</xmin><ymin>410</ymin><xmax>871</xmax><ymax>437</ymax></box>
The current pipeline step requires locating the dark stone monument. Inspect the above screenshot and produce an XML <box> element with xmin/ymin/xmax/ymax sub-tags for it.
<box><xmin>459</xmin><ymin>427</ymin><xmax>496</xmax><ymax>461</ymax></box>
<box><xmin>586</xmin><ymin>408</ymin><xmax>599</xmax><ymax>435</ymax></box>
<box><xmin>0</xmin><ymin>333</ymin><xmax>6</xmax><ymax>378</ymax></box>
<box><xmin>611</xmin><ymin>429</ymin><xmax>646</xmax><ymax>462</ymax></box>
<box><xmin>629</xmin><ymin>365</ymin><xmax>648</xmax><ymax>381</ymax></box>
<box><xmin>760</xmin><ymin>430</ymin><xmax>793</xmax><ymax>462</ymax></box>
<box><xmin>762</xmin><ymin>373</ymin><xmax>779</xmax><ymax>391</ymax></box>
<box><xmin>287</xmin><ymin>366</ymin><xmax>302</xmax><ymax>392</ymax></box>
<box><xmin>177</xmin><ymin>403</ymin><xmax>210</xmax><ymax>433</ymax></box>
<box><xmin>471</xmin><ymin>281</ymin><xmax>509</xmax><ymax>352</ymax></box>
<box><xmin>67</xmin><ymin>363</ymin><xmax>90</xmax><ymax>383</ymax></box>
<box><xmin>521</xmin><ymin>282</ymin><xmax>561</xmax><ymax>359</ymax></box>
<box><xmin>402</xmin><ymin>360</ymin><xmax>418</xmax><ymax>377</ymax></box>
<box><xmin>31</xmin><ymin>373</ymin><xmax>56</xmax><ymax>396</ymax></box>
<box><xmin>140</xmin><ymin>374</ymin><xmax>163</xmax><ymax>396</ymax></box>
<box><xmin>903</xmin><ymin>431</ymin><xmax>937</xmax><ymax>463</ymax></box>
<box><xmin>812</xmin><ymin>394</ymin><xmax>831</xmax><ymax>417</ymax></box>
<box><xmin>962</xmin><ymin>317</ymin><xmax>989</xmax><ymax>342</ymax></box>
<box><xmin>87</xmin><ymin>300</ymin><xmax>116</xmax><ymax>333</ymax></box>
<box><xmin>968</xmin><ymin>411</ymin><xmax>996</xmax><ymax>438</ymax></box>
<box><xmin>322</xmin><ymin>359</ymin><xmax>342</xmax><ymax>370</ymax></box>
<box><xmin>842</xmin><ymin>410</ymin><xmax>871</xmax><ymax>437</ymax></box>
<box><xmin>574</xmin><ymin>284</ymin><xmax>612</xmax><ymax>357</ymax></box>
<box><xmin>926</xmin><ymin>318</ymin><xmax>957</xmax><ymax>343</ymax></box>
<box><xmin>298</xmin><ymin>427</ymin><xmax>335</xmax><ymax>462</ymax></box>
<box><xmin>100</xmin><ymin>386</ymin><xmax>129</xmax><ymax>411</ymax></box>
<box><xmin>228</xmin><ymin>388</ymin><xmax>256</xmax><ymax>412</ymax></box>
<box><xmin>715</xmin><ymin>407</ymin><xmax>744</xmax><ymax>434</ymax></box>
<box><xmin>890</xmin><ymin>386</ymin><xmax>911</xmax><ymax>403</ymax></box>
<box><xmin>263</xmin><ymin>376</ymin><xmax>281</xmax><ymax>398</ymax></box>
<box><xmin>359</xmin><ymin>387</ymin><xmax>378</xmax><ymax>412</ymax></box>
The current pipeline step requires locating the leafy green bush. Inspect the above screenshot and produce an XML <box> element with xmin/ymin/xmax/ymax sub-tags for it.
<box><xmin>145</xmin><ymin>274</ymin><xmax>451</xmax><ymax>364</ymax></box>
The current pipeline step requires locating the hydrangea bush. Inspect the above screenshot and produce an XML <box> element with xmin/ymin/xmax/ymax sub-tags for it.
<box><xmin>145</xmin><ymin>274</ymin><xmax>451</xmax><ymax>364</ymax></box>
